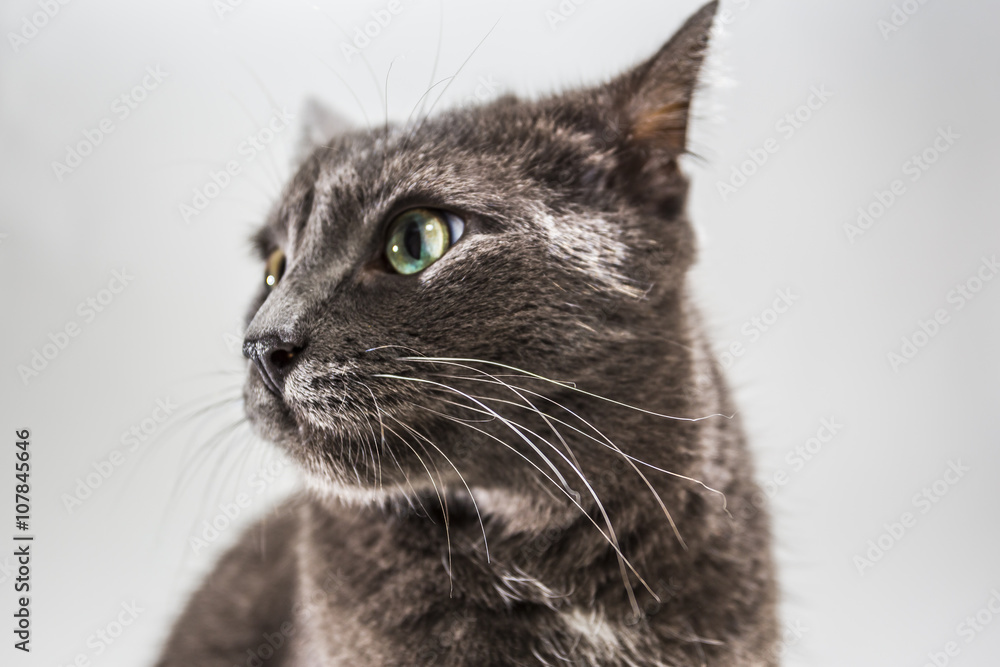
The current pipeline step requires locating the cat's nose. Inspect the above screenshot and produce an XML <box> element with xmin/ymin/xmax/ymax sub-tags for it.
<box><xmin>242</xmin><ymin>333</ymin><xmax>306</xmax><ymax>396</ymax></box>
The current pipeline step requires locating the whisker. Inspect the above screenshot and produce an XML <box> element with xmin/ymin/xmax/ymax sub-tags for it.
<box><xmin>399</xmin><ymin>356</ymin><xmax>733</xmax><ymax>422</ymax></box>
<box><xmin>414</xmin><ymin>0</ymin><xmax>445</xmax><ymax>124</ymax></box>
<box><xmin>308</xmin><ymin>51</ymin><xmax>372</xmax><ymax>130</ymax></box>
<box><xmin>380</xmin><ymin>427</ymin><xmax>427</xmax><ymax>514</ymax></box>
<box><xmin>378</xmin><ymin>374</ymin><xmax>651</xmax><ymax>615</ymax></box>
<box><xmin>461</xmin><ymin>384</ymin><xmax>729</xmax><ymax>515</ymax></box>
<box><xmin>407</xmin><ymin>19</ymin><xmax>501</xmax><ymax>143</ymax></box>
<box><xmin>356</xmin><ymin>381</ymin><xmax>389</xmax><ymax>494</ymax></box>
<box><xmin>121</xmin><ymin>390</ymin><xmax>245</xmax><ymax>501</ymax></box>
<box><xmin>185</xmin><ymin>419</ymin><xmax>251</xmax><ymax>507</ymax></box>
<box><xmin>457</xmin><ymin>382</ymin><xmax>691</xmax><ymax>550</ymax></box>
<box><xmin>416</xmin><ymin>401</ymin><xmax>654</xmax><ymax>615</ymax></box>
<box><xmin>174</xmin><ymin>416</ymin><xmax>249</xmax><ymax>503</ymax></box>
<box><xmin>311</xmin><ymin>6</ymin><xmax>386</xmax><ymax>114</ymax></box>
<box><xmin>383</xmin><ymin>58</ymin><xmax>395</xmax><ymax>140</ymax></box>
<box><xmin>426</xmin><ymin>365</ymin><xmax>587</xmax><ymax>502</ymax></box>
<box><xmin>375</xmin><ymin>374</ymin><xmax>574</xmax><ymax>494</ymax></box>
<box><xmin>403</xmin><ymin>361</ymin><xmax>687</xmax><ymax>549</ymax></box>
<box><xmin>352</xmin><ymin>384</ymin><xmax>383</xmax><ymax>493</ymax></box>
<box><xmin>382</xmin><ymin>411</ymin><xmax>490</xmax><ymax>564</ymax></box>
<box><xmin>378</xmin><ymin>419</ymin><xmax>455</xmax><ymax>594</ymax></box>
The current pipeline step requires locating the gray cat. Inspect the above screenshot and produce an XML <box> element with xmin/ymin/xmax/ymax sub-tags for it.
<box><xmin>157</xmin><ymin>3</ymin><xmax>779</xmax><ymax>665</ymax></box>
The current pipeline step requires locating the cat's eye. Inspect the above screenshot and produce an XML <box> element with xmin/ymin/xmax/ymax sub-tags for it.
<box><xmin>385</xmin><ymin>208</ymin><xmax>464</xmax><ymax>275</ymax></box>
<box><xmin>264</xmin><ymin>248</ymin><xmax>286</xmax><ymax>288</ymax></box>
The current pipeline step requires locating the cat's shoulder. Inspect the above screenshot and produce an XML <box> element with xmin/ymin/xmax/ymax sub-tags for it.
<box><xmin>156</xmin><ymin>495</ymin><xmax>305</xmax><ymax>666</ymax></box>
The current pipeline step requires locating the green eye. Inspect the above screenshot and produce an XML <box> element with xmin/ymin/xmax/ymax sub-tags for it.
<box><xmin>385</xmin><ymin>208</ymin><xmax>464</xmax><ymax>275</ymax></box>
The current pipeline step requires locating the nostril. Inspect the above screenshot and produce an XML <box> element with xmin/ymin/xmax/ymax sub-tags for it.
<box><xmin>243</xmin><ymin>334</ymin><xmax>307</xmax><ymax>397</ymax></box>
<box><xmin>269</xmin><ymin>347</ymin><xmax>298</xmax><ymax>369</ymax></box>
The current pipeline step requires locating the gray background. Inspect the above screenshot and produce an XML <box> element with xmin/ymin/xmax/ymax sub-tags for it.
<box><xmin>1</xmin><ymin>0</ymin><xmax>998</xmax><ymax>665</ymax></box>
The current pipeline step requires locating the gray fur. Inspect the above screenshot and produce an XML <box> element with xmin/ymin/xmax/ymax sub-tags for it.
<box><xmin>157</xmin><ymin>3</ymin><xmax>779</xmax><ymax>665</ymax></box>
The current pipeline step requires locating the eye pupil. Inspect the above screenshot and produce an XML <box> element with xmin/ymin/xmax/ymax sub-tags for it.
<box><xmin>404</xmin><ymin>222</ymin><xmax>423</xmax><ymax>260</ymax></box>
<box><xmin>385</xmin><ymin>208</ymin><xmax>458</xmax><ymax>275</ymax></box>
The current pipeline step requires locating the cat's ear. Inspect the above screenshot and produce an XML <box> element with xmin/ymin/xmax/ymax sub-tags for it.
<box><xmin>607</xmin><ymin>1</ymin><xmax>717</xmax><ymax>156</ymax></box>
<box><xmin>296</xmin><ymin>98</ymin><xmax>352</xmax><ymax>159</ymax></box>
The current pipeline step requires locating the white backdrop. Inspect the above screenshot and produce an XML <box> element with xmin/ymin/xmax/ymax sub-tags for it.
<box><xmin>1</xmin><ymin>1</ymin><xmax>998</xmax><ymax>665</ymax></box>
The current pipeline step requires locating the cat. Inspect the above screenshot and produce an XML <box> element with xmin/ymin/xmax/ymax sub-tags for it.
<box><xmin>157</xmin><ymin>2</ymin><xmax>779</xmax><ymax>665</ymax></box>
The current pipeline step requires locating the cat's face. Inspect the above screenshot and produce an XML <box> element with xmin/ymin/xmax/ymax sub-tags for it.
<box><xmin>242</xmin><ymin>5</ymin><xmax>716</xmax><ymax>501</ymax></box>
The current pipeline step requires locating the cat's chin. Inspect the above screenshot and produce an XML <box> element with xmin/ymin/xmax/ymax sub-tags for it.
<box><xmin>303</xmin><ymin>477</ymin><xmax>409</xmax><ymax>508</ymax></box>
<box><xmin>244</xmin><ymin>374</ymin><xmax>432</xmax><ymax>494</ymax></box>
<box><xmin>304</xmin><ymin>477</ymin><xmax>579</xmax><ymax>535</ymax></box>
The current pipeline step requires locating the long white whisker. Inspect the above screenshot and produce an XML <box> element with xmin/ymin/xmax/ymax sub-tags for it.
<box><xmin>436</xmin><ymin>385</ymin><xmax>695</xmax><ymax>550</ymax></box>
<box><xmin>411</xmin><ymin>19</ymin><xmax>501</xmax><ymax>138</ymax></box>
<box><xmin>383</xmin><ymin>412</ymin><xmax>490</xmax><ymax>564</ymax></box>
<box><xmin>378</xmin><ymin>374</ymin><xmax>652</xmax><ymax>614</ymax></box>
<box><xmin>378</xmin><ymin>419</ymin><xmax>454</xmax><ymax>594</ymax></box>
<box><xmin>399</xmin><ymin>356</ymin><xmax>733</xmax><ymax>422</ymax></box>
<box><xmin>356</xmin><ymin>381</ymin><xmax>386</xmax><ymax>493</ymax></box>
<box><xmin>462</xmin><ymin>385</ymin><xmax>729</xmax><ymax>515</ymax></box>
<box><xmin>416</xmin><ymin>401</ymin><xmax>655</xmax><ymax>611</ymax></box>
<box><xmin>403</xmin><ymin>361</ymin><xmax>687</xmax><ymax>550</ymax></box>
<box><xmin>374</xmin><ymin>375</ymin><xmax>575</xmax><ymax>494</ymax></box>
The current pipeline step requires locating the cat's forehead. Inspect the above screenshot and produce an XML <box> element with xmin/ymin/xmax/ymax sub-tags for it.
<box><xmin>274</xmin><ymin>103</ymin><xmax>608</xmax><ymax>252</ymax></box>
<box><xmin>312</xmin><ymin>106</ymin><xmax>590</xmax><ymax>199</ymax></box>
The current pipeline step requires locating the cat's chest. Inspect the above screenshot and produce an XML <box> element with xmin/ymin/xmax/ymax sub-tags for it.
<box><xmin>287</xmin><ymin>508</ymin><xmax>523</xmax><ymax>663</ymax></box>
<box><xmin>283</xmin><ymin>504</ymin><xmax>678</xmax><ymax>667</ymax></box>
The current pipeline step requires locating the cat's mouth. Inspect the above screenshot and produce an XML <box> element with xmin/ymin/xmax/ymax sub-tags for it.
<box><xmin>240</xmin><ymin>348</ymin><xmax>598</xmax><ymax>500</ymax></box>
<box><xmin>241</xmin><ymin>349</ymin><xmax>479</xmax><ymax>494</ymax></box>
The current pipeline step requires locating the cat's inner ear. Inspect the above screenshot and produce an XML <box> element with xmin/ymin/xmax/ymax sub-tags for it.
<box><xmin>296</xmin><ymin>98</ymin><xmax>352</xmax><ymax>157</ymax></box>
<box><xmin>612</xmin><ymin>1</ymin><xmax>718</xmax><ymax>155</ymax></box>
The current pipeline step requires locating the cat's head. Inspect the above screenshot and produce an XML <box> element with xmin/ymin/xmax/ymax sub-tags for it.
<box><xmin>242</xmin><ymin>3</ymin><xmax>718</xmax><ymax>506</ymax></box>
